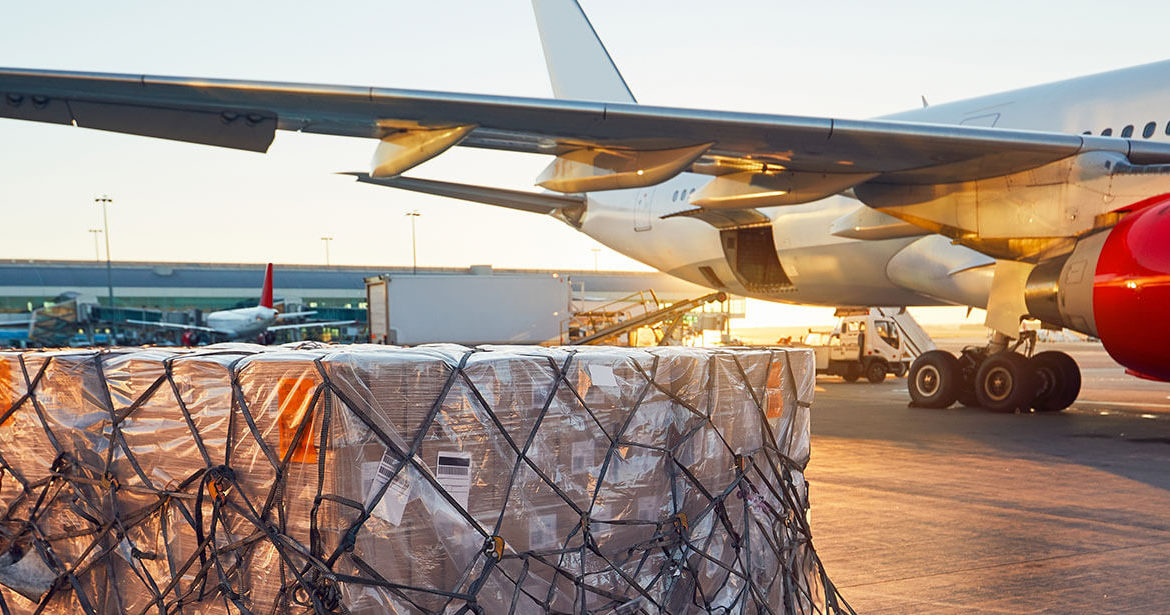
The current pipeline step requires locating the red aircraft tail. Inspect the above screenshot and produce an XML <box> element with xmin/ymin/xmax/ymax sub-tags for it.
<box><xmin>259</xmin><ymin>263</ymin><xmax>274</xmax><ymax>308</ymax></box>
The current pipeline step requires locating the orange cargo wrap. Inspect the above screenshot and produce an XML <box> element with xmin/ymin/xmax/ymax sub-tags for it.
<box><xmin>277</xmin><ymin>375</ymin><xmax>318</xmax><ymax>463</ymax></box>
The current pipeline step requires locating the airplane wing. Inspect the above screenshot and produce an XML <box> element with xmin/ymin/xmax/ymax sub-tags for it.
<box><xmin>125</xmin><ymin>319</ymin><xmax>217</xmax><ymax>332</ymax></box>
<box><xmin>276</xmin><ymin>310</ymin><xmax>317</xmax><ymax>321</ymax></box>
<box><xmin>5</xmin><ymin>67</ymin><xmax>1170</xmax><ymax>189</ymax></box>
<box><xmin>267</xmin><ymin>320</ymin><xmax>355</xmax><ymax>332</ymax></box>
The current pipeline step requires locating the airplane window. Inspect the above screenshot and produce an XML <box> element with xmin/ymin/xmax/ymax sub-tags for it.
<box><xmin>1165</xmin><ymin>121</ymin><xmax>1170</xmax><ymax>136</ymax></box>
<box><xmin>1144</xmin><ymin>122</ymin><xmax>1157</xmax><ymax>138</ymax></box>
<box><xmin>1082</xmin><ymin>130</ymin><xmax>1091</xmax><ymax>135</ymax></box>
<box><xmin>1121</xmin><ymin>125</ymin><xmax>1134</xmax><ymax>138</ymax></box>
<box><xmin>672</xmin><ymin>190</ymin><xmax>678</xmax><ymax>201</ymax></box>
<box><xmin>1102</xmin><ymin>128</ymin><xmax>1113</xmax><ymax>136</ymax></box>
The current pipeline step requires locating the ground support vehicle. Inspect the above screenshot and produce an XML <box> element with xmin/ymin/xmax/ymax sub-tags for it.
<box><xmin>802</xmin><ymin>308</ymin><xmax>933</xmax><ymax>384</ymax></box>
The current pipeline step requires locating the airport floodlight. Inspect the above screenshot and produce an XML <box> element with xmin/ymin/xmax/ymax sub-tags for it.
<box><xmin>405</xmin><ymin>210</ymin><xmax>421</xmax><ymax>274</ymax></box>
<box><xmin>88</xmin><ymin>229</ymin><xmax>103</xmax><ymax>262</ymax></box>
<box><xmin>94</xmin><ymin>195</ymin><xmax>114</xmax><ymax>305</ymax></box>
<box><xmin>320</xmin><ymin>236</ymin><xmax>334</xmax><ymax>265</ymax></box>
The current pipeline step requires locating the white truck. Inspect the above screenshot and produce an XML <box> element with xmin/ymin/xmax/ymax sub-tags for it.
<box><xmin>801</xmin><ymin>308</ymin><xmax>934</xmax><ymax>383</ymax></box>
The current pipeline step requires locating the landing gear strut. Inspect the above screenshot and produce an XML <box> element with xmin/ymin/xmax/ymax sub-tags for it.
<box><xmin>908</xmin><ymin>331</ymin><xmax>1082</xmax><ymax>412</ymax></box>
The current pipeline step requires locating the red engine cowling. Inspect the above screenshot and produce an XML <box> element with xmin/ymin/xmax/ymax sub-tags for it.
<box><xmin>1025</xmin><ymin>195</ymin><xmax>1170</xmax><ymax>381</ymax></box>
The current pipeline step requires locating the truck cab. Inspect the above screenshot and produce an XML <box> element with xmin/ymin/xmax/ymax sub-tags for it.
<box><xmin>803</xmin><ymin>308</ymin><xmax>929</xmax><ymax>383</ymax></box>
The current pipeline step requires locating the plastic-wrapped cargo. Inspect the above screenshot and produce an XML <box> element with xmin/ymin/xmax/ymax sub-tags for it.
<box><xmin>0</xmin><ymin>344</ymin><xmax>852</xmax><ymax>615</ymax></box>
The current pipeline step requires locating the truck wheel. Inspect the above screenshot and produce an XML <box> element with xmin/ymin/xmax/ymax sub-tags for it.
<box><xmin>908</xmin><ymin>350</ymin><xmax>960</xmax><ymax>408</ymax></box>
<box><xmin>865</xmin><ymin>359</ymin><xmax>887</xmax><ymax>384</ymax></box>
<box><xmin>1030</xmin><ymin>351</ymin><xmax>1081</xmax><ymax>412</ymax></box>
<box><xmin>892</xmin><ymin>363</ymin><xmax>907</xmax><ymax>378</ymax></box>
<box><xmin>842</xmin><ymin>363</ymin><xmax>862</xmax><ymax>383</ymax></box>
<box><xmin>974</xmin><ymin>352</ymin><xmax>1038</xmax><ymax>413</ymax></box>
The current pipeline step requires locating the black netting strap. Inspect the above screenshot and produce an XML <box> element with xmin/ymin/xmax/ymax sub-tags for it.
<box><xmin>486</xmin><ymin>351</ymin><xmax>584</xmax><ymax>540</ymax></box>
<box><xmin>163</xmin><ymin>357</ymin><xmax>215</xmax><ymax>468</ymax></box>
<box><xmin>0</xmin><ymin>346</ymin><xmax>856</xmax><ymax>614</ymax></box>
<box><xmin>316</xmin><ymin>350</ymin><xmax>490</xmax><ymax>576</ymax></box>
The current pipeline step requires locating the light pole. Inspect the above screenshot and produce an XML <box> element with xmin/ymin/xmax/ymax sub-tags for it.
<box><xmin>94</xmin><ymin>195</ymin><xmax>114</xmax><ymax>306</ymax></box>
<box><xmin>320</xmin><ymin>236</ymin><xmax>333</xmax><ymax>265</ymax></box>
<box><xmin>591</xmin><ymin>247</ymin><xmax>601</xmax><ymax>272</ymax></box>
<box><xmin>88</xmin><ymin>229</ymin><xmax>103</xmax><ymax>262</ymax></box>
<box><xmin>405</xmin><ymin>210</ymin><xmax>421</xmax><ymax>274</ymax></box>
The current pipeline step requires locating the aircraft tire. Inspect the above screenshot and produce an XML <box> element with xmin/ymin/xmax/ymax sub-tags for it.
<box><xmin>865</xmin><ymin>359</ymin><xmax>887</xmax><ymax>384</ymax></box>
<box><xmin>1030</xmin><ymin>351</ymin><xmax>1081</xmax><ymax>412</ymax></box>
<box><xmin>908</xmin><ymin>350</ymin><xmax>960</xmax><ymax>408</ymax></box>
<box><xmin>974</xmin><ymin>352</ymin><xmax>1038</xmax><ymax>413</ymax></box>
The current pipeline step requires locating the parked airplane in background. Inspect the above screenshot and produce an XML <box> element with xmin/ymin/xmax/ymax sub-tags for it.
<box><xmin>1</xmin><ymin>0</ymin><xmax>1167</xmax><ymax>411</ymax></box>
<box><xmin>128</xmin><ymin>264</ymin><xmax>354</xmax><ymax>344</ymax></box>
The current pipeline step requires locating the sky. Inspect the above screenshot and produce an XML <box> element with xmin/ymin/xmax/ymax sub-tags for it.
<box><xmin>3</xmin><ymin>0</ymin><xmax>1169</xmax><ymax>326</ymax></box>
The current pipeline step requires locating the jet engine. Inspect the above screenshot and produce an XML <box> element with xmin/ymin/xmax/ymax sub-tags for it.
<box><xmin>1025</xmin><ymin>195</ymin><xmax>1170</xmax><ymax>381</ymax></box>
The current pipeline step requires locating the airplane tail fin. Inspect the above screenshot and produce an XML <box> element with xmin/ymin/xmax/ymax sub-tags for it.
<box><xmin>531</xmin><ymin>0</ymin><xmax>636</xmax><ymax>103</ymax></box>
<box><xmin>259</xmin><ymin>263</ymin><xmax>274</xmax><ymax>309</ymax></box>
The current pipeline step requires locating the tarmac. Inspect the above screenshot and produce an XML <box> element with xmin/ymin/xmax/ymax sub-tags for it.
<box><xmin>806</xmin><ymin>341</ymin><xmax>1170</xmax><ymax>614</ymax></box>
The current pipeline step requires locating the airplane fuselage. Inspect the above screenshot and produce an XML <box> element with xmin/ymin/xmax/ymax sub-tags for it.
<box><xmin>205</xmin><ymin>305</ymin><xmax>278</xmax><ymax>340</ymax></box>
<box><xmin>575</xmin><ymin>60</ymin><xmax>1170</xmax><ymax>309</ymax></box>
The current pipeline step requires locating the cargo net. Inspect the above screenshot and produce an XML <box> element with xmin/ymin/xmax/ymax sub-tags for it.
<box><xmin>0</xmin><ymin>344</ymin><xmax>853</xmax><ymax>615</ymax></box>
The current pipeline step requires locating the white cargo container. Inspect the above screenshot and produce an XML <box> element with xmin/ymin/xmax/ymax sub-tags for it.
<box><xmin>365</xmin><ymin>266</ymin><xmax>572</xmax><ymax>345</ymax></box>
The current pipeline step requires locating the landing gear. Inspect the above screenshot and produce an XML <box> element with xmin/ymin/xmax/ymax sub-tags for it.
<box><xmin>908</xmin><ymin>350</ymin><xmax>961</xmax><ymax>408</ymax></box>
<box><xmin>974</xmin><ymin>352</ymin><xmax>1037</xmax><ymax>412</ymax></box>
<box><xmin>906</xmin><ymin>334</ymin><xmax>1081</xmax><ymax>413</ymax></box>
<box><xmin>1030</xmin><ymin>351</ymin><xmax>1081</xmax><ymax>412</ymax></box>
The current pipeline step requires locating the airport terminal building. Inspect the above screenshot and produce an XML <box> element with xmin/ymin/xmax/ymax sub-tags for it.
<box><xmin>0</xmin><ymin>260</ymin><xmax>705</xmax><ymax>312</ymax></box>
<box><xmin>0</xmin><ymin>259</ymin><xmax>716</xmax><ymax>346</ymax></box>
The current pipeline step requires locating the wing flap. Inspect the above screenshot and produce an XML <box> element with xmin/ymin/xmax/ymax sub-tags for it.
<box><xmin>69</xmin><ymin>100</ymin><xmax>276</xmax><ymax>151</ymax></box>
<box><xmin>1</xmin><ymin>91</ymin><xmax>73</xmax><ymax>125</ymax></box>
